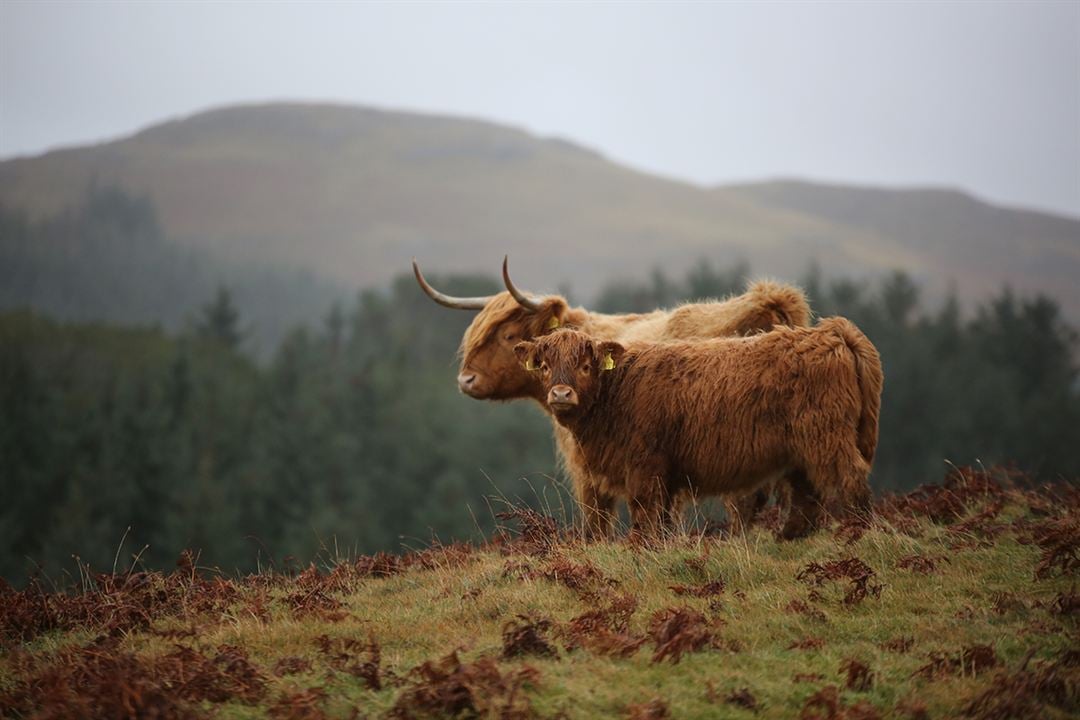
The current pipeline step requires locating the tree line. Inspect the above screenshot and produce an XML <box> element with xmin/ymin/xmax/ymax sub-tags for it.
<box><xmin>0</xmin><ymin>185</ymin><xmax>343</xmax><ymax>355</ymax></box>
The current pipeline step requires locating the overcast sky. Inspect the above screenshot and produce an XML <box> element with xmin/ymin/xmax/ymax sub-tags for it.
<box><xmin>2</xmin><ymin>1</ymin><xmax>1078</xmax><ymax>217</ymax></box>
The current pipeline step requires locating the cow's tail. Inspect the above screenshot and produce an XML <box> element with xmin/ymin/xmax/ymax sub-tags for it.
<box><xmin>823</xmin><ymin>316</ymin><xmax>883</xmax><ymax>466</ymax></box>
<box><xmin>745</xmin><ymin>279</ymin><xmax>812</xmax><ymax>328</ymax></box>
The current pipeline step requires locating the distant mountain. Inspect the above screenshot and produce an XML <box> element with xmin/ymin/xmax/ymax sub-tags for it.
<box><xmin>1</xmin><ymin>102</ymin><xmax>1077</xmax><ymax>317</ymax></box>
<box><xmin>727</xmin><ymin>180</ymin><xmax>1080</xmax><ymax>318</ymax></box>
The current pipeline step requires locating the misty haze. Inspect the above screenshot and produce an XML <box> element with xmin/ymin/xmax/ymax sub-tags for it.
<box><xmin>1</xmin><ymin>3</ymin><xmax>1077</xmax><ymax>718</ymax></box>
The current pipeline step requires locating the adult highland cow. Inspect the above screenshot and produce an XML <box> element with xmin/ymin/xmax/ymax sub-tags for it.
<box><xmin>413</xmin><ymin>257</ymin><xmax>811</xmax><ymax>537</ymax></box>
<box><xmin>514</xmin><ymin>322</ymin><xmax>883</xmax><ymax>540</ymax></box>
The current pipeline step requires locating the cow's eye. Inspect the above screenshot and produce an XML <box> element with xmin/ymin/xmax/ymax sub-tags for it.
<box><xmin>504</xmin><ymin>333</ymin><xmax>516</xmax><ymax>342</ymax></box>
<box><xmin>581</xmin><ymin>364</ymin><xmax>591</xmax><ymax>374</ymax></box>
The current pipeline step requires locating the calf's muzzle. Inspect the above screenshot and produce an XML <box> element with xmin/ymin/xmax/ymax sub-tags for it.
<box><xmin>547</xmin><ymin>384</ymin><xmax>579</xmax><ymax>410</ymax></box>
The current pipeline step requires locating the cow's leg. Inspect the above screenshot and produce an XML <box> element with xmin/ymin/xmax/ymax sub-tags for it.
<box><xmin>665</xmin><ymin>491</ymin><xmax>687</xmax><ymax>534</ymax></box>
<box><xmin>726</xmin><ymin>487</ymin><xmax>769</xmax><ymax>534</ymax></box>
<box><xmin>774</xmin><ymin>477</ymin><xmax>793</xmax><ymax>517</ymax></box>
<box><xmin>808</xmin><ymin>438</ymin><xmax>874</xmax><ymax>524</ymax></box>
<box><xmin>780</xmin><ymin>469</ymin><xmax>823</xmax><ymax>540</ymax></box>
<box><xmin>627</xmin><ymin>468</ymin><xmax>669</xmax><ymax>540</ymax></box>
<box><xmin>555</xmin><ymin>423</ymin><xmax>615</xmax><ymax>539</ymax></box>
<box><xmin>579</xmin><ymin>481</ymin><xmax>616</xmax><ymax>541</ymax></box>
<box><xmin>831</xmin><ymin>449</ymin><xmax>873</xmax><ymax>522</ymax></box>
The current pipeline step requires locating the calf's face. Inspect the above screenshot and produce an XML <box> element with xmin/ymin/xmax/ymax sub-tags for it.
<box><xmin>513</xmin><ymin>330</ymin><xmax>625</xmax><ymax>419</ymax></box>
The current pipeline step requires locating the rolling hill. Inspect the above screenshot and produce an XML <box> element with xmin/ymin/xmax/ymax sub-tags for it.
<box><xmin>728</xmin><ymin>180</ymin><xmax>1080</xmax><ymax>322</ymax></box>
<box><xmin>1</xmin><ymin>102</ymin><xmax>1077</xmax><ymax>316</ymax></box>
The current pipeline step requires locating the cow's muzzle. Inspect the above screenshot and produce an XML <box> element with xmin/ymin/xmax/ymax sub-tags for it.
<box><xmin>458</xmin><ymin>371</ymin><xmax>485</xmax><ymax>397</ymax></box>
<box><xmin>547</xmin><ymin>384</ymin><xmax>579</xmax><ymax>411</ymax></box>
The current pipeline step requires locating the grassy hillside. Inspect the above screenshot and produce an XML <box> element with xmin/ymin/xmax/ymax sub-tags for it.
<box><xmin>2</xmin><ymin>102</ymin><xmax>1076</xmax><ymax>318</ymax></box>
<box><xmin>3</xmin><ymin>467</ymin><xmax>1076</xmax><ymax>718</ymax></box>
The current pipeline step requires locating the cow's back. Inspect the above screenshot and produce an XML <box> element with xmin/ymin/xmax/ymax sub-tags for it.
<box><xmin>661</xmin><ymin>280</ymin><xmax>810</xmax><ymax>340</ymax></box>
<box><xmin>583</xmin><ymin>280</ymin><xmax>810</xmax><ymax>346</ymax></box>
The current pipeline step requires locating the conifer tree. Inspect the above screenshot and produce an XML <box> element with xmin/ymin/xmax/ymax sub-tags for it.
<box><xmin>197</xmin><ymin>287</ymin><xmax>243</xmax><ymax>350</ymax></box>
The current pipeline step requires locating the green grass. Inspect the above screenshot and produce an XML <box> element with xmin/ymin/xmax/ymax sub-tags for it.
<box><xmin>1</xmin><ymin>493</ymin><xmax>1076</xmax><ymax>719</ymax></box>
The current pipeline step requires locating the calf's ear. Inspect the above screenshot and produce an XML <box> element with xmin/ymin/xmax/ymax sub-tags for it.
<box><xmin>513</xmin><ymin>341</ymin><xmax>539</xmax><ymax>371</ymax></box>
<box><xmin>596</xmin><ymin>341</ymin><xmax>626</xmax><ymax>371</ymax></box>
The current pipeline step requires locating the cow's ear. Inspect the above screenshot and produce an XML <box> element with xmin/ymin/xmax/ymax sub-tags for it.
<box><xmin>538</xmin><ymin>297</ymin><xmax>569</xmax><ymax>331</ymax></box>
<box><xmin>597</xmin><ymin>341</ymin><xmax>626</xmax><ymax>371</ymax></box>
<box><xmin>514</xmin><ymin>341</ymin><xmax>539</xmax><ymax>371</ymax></box>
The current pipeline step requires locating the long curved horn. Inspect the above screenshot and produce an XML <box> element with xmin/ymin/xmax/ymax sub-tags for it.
<box><xmin>412</xmin><ymin>258</ymin><xmax>494</xmax><ymax>310</ymax></box>
<box><xmin>502</xmin><ymin>255</ymin><xmax>543</xmax><ymax>312</ymax></box>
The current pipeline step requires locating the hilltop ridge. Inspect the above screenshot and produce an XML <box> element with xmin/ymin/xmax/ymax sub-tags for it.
<box><xmin>1</xmin><ymin>102</ymin><xmax>1077</xmax><ymax>316</ymax></box>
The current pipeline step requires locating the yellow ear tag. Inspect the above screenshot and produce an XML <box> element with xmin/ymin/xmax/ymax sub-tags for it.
<box><xmin>546</xmin><ymin>316</ymin><xmax>560</xmax><ymax>330</ymax></box>
<box><xmin>524</xmin><ymin>357</ymin><xmax>538</xmax><ymax>371</ymax></box>
<box><xmin>602</xmin><ymin>352</ymin><xmax>616</xmax><ymax>371</ymax></box>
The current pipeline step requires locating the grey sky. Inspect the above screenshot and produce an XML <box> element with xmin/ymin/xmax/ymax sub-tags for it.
<box><xmin>2</xmin><ymin>1</ymin><xmax>1078</xmax><ymax>217</ymax></box>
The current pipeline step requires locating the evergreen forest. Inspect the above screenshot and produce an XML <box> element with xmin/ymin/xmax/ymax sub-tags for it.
<box><xmin>2</xmin><ymin>189</ymin><xmax>1077</xmax><ymax>583</ymax></box>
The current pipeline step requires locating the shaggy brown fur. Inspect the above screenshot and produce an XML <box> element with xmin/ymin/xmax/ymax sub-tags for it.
<box><xmin>514</xmin><ymin>319</ymin><xmax>883</xmax><ymax>539</ymax></box>
<box><xmin>454</xmin><ymin>281</ymin><xmax>811</xmax><ymax>537</ymax></box>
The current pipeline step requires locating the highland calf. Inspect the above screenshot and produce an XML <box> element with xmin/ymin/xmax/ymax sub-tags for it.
<box><xmin>513</xmin><ymin>320</ymin><xmax>883</xmax><ymax>539</ymax></box>
<box><xmin>415</xmin><ymin>258</ymin><xmax>812</xmax><ymax>536</ymax></box>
